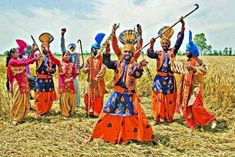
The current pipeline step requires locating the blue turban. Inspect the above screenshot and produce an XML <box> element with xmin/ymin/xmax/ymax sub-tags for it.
<box><xmin>67</xmin><ymin>43</ymin><xmax>76</xmax><ymax>50</ymax></box>
<box><xmin>186</xmin><ymin>30</ymin><xmax>199</xmax><ymax>56</ymax></box>
<box><xmin>91</xmin><ymin>33</ymin><xmax>105</xmax><ymax>52</ymax></box>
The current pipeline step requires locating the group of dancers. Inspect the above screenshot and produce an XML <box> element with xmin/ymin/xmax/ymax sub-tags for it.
<box><xmin>6</xmin><ymin>17</ymin><xmax>217</xmax><ymax>144</ymax></box>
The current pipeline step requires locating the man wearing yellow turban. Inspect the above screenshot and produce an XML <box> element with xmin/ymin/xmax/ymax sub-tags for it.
<box><xmin>34</xmin><ymin>33</ymin><xmax>57</xmax><ymax>117</ymax></box>
<box><xmin>88</xmin><ymin>40</ymin><xmax>154</xmax><ymax>144</ymax></box>
<box><xmin>147</xmin><ymin>17</ymin><xmax>185</xmax><ymax>125</ymax></box>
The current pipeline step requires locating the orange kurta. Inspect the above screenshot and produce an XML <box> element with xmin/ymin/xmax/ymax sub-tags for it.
<box><xmin>83</xmin><ymin>54</ymin><xmax>107</xmax><ymax>116</ymax></box>
<box><xmin>177</xmin><ymin>57</ymin><xmax>215</xmax><ymax>128</ymax></box>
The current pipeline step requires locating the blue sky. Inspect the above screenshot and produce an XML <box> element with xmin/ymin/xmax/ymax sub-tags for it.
<box><xmin>0</xmin><ymin>0</ymin><xmax>234</xmax><ymax>54</ymax></box>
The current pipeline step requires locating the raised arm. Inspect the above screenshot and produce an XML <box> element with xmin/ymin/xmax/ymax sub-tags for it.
<box><xmin>112</xmin><ymin>35</ymin><xmax>121</xmax><ymax>57</ymax></box>
<box><xmin>48</xmin><ymin>51</ymin><xmax>61</xmax><ymax>66</ymax></box>
<box><xmin>147</xmin><ymin>38</ymin><xmax>158</xmax><ymax>59</ymax></box>
<box><xmin>174</xmin><ymin>17</ymin><xmax>185</xmax><ymax>55</ymax></box>
<box><xmin>111</xmin><ymin>23</ymin><xmax>121</xmax><ymax>58</ymax></box>
<box><xmin>9</xmin><ymin>57</ymin><xmax>35</xmax><ymax>67</ymax></box>
<box><xmin>133</xmin><ymin>24</ymin><xmax>143</xmax><ymax>61</ymax></box>
<box><xmin>103</xmin><ymin>40</ymin><xmax>117</xmax><ymax>70</ymax></box>
<box><xmin>61</xmin><ymin>28</ymin><xmax>67</xmax><ymax>56</ymax></box>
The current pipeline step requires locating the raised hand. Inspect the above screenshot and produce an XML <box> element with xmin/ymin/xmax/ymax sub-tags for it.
<box><xmin>179</xmin><ymin>16</ymin><xmax>185</xmax><ymax>27</ymax></box>
<box><xmin>104</xmin><ymin>40</ymin><xmax>110</xmax><ymax>54</ymax></box>
<box><xmin>137</xmin><ymin>24</ymin><xmax>142</xmax><ymax>36</ymax></box>
<box><xmin>34</xmin><ymin>53</ymin><xmax>42</xmax><ymax>61</ymax></box>
<box><xmin>112</xmin><ymin>23</ymin><xmax>119</xmax><ymax>35</ymax></box>
<box><xmin>150</xmin><ymin>37</ymin><xmax>156</xmax><ymax>49</ymax></box>
<box><xmin>61</xmin><ymin>28</ymin><xmax>66</xmax><ymax>35</ymax></box>
<box><xmin>32</xmin><ymin>43</ymin><xmax>39</xmax><ymax>54</ymax></box>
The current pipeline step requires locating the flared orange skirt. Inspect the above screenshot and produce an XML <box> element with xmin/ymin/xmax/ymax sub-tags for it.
<box><xmin>91</xmin><ymin>112</ymin><xmax>155</xmax><ymax>144</ymax></box>
<box><xmin>152</xmin><ymin>91</ymin><xmax>177</xmax><ymax>122</ymax></box>
<box><xmin>34</xmin><ymin>91</ymin><xmax>57</xmax><ymax>116</ymax></box>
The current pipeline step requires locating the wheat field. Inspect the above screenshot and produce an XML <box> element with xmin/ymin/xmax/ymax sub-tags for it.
<box><xmin>0</xmin><ymin>55</ymin><xmax>234</xmax><ymax>157</ymax></box>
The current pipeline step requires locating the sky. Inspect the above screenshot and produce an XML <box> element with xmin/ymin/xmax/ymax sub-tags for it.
<box><xmin>0</xmin><ymin>0</ymin><xmax>234</xmax><ymax>54</ymax></box>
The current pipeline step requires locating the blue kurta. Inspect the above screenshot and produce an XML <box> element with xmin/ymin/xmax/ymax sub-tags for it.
<box><xmin>102</xmin><ymin>54</ymin><xmax>143</xmax><ymax>116</ymax></box>
<box><xmin>35</xmin><ymin>53</ymin><xmax>56</xmax><ymax>92</ymax></box>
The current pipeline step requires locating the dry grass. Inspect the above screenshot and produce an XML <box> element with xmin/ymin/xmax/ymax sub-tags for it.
<box><xmin>0</xmin><ymin>56</ymin><xmax>235</xmax><ymax>157</ymax></box>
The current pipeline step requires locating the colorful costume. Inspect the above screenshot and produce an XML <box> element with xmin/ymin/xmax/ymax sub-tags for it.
<box><xmin>90</xmin><ymin>41</ymin><xmax>154</xmax><ymax>144</ymax></box>
<box><xmin>83</xmin><ymin>33</ymin><xmax>107</xmax><ymax>117</ymax></box>
<box><xmin>34</xmin><ymin>33</ymin><xmax>57</xmax><ymax>116</ymax></box>
<box><xmin>177</xmin><ymin>31</ymin><xmax>216</xmax><ymax>128</ymax></box>
<box><xmin>48</xmin><ymin>52</ymin><xmax>77</xmax><ymax>117</ymax></box>
<box><xmin>147</xmin><ymin>25</ymin><xmax>184</xmax><ymax>123</ymax></box>
<box><xmin>61</xmin><ymin>33</ymin><xmax>82</xmax><ymax>107</ymax></box>
<box><xmin>7</xmin><ymin>49</ymin><xmax>35</xmax><ymax>122</ymax></box>
<box><xmin>112</xmin><ymin>25</ymin><xmax>143</xmax><ymax>61</ymax></box>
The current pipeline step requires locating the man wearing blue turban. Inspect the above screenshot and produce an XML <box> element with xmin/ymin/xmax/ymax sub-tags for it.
<box><xmin>177</xmin><ymin>30</ymin><xmax>217</xmax><ymax>129</ymax></box>
<box><xmin>83</xmin><ymin>33</ymin><xmax>108</xmax><ymax>117</ymax></box>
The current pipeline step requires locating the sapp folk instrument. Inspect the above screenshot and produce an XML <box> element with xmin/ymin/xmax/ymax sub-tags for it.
<box><xmin>170</xmin><ymin>59</ymin><xmax>189</xmax><ymax>75</ymax></box>
<box><xmin>77</xmin><ymin>39</ymin><xmax>84</xmax><ymax>69</ymax></box>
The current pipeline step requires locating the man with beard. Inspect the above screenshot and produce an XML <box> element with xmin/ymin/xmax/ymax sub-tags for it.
<box><xmin>111</xmin><ymin>24</ymin><xmax>143</xmax><ymax>61</ymax></box>
<box><xmin>34</xmin><ymin>33</ymin><xmax>57</xmax><ymax>117</ymax></box>
<box><xmin>83</xmin><ymin>33</ymin><xmax>107</xmax><ymax>117</ymax></box>
<box><xmin>147</xmin><ymin>17</ymin><xmax>185</xmax><ymax>124</ymax></box>
<box><xmin>87</xmin><ymin>41</ymin><xmax>154</xmax><ymax>144</ymax></box>
<box><xmin>177</xmin><ymin>30</ymin><xmax>217</xmax><ymax>129</ymax></box>
<box><xmin>61</xmin><ymin>28</ymin><xmax>82</xmax><ymax>107</ymax></box>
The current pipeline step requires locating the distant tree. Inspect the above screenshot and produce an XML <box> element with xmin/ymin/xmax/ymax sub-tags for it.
<box><xmin>223</xmin><ymin>47</ymin><xmax>228</xmax><ymax>56</ymax></box>
<box><xmin>194</xmin><ymin>33</ymin><xmax>212</xmax><ymax>56</ymax></box>
<box><xmin>213</xmin><ymin>50</ymin><xmax>218</xmax><ymax>56</ymax></box>
<box><xmin>4</xmin><ymin>50</ymin><xmax>10</xmax><ymax>56</ymax></box>
<box><xmin>228</xmin><ymin>47</ymin><xmax>232</xmax><ymax>56</ymax></box>
<box><xmin>207</xmin><ymin>45</ymin><xmax>212</xmax><ymax>55</ymax></box>
<box><xmin>219</xmin><ymin>50</ymin><xmax>222</xmax><ymax>56</ymax></box>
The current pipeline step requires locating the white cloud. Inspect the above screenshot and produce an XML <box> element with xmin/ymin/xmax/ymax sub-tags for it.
<box><xmin>0</xmin><ymin>0</ymin><xmax>234</xmax><ymax>54</ymax></box>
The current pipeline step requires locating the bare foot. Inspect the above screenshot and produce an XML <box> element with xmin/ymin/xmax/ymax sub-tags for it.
<box><xmin>153</xmin><ymin>119</ymin><xmax>159</xmax><ymax>126</ymax></box>
<box><xmin>211</xmin><ymin>120</ymin><xmax>217</xmax><ymax>129</ymax></box>
<box><xmin>12</xmin><ymin>121</ymin><xmax>18</xmax><ymax>126</ymax></box>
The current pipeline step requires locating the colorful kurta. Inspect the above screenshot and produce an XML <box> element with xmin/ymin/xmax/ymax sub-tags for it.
<box><xmin>147</xmin><ymin>30</ymin><xmax>184</xmax><ymax>122</ymax></box>
<box><xmin>177</xmin><ymin>57</ymin><xmax>215</xmax><ymax>128</ymax></box>
<box><xmin>48</xmin><ymin>52</ymin><xmax>77</xmax><ymax>117</ymax></box>
<box><xmin>90</xmin><ymin>53</ymin><xmax>154</xmax><ymax>144</ymax></box>
<box><xmin>7</xmin><ymin>56</ymin><xmax>35</xmax><ymax>122</ymax></box>
<box><xmin>83</xmin><ymin>54</ymin><xmax>107</xmax><ymax>117</ymax></box>
<box><xmin>34</xmin><ymin>52</ymin><xmax>57</xmax><ymax>116</ymax></box>
<box><xmin>61</xmin><ymin>35</ymin><xmax>81</xmax><ymax>107</ymax></box>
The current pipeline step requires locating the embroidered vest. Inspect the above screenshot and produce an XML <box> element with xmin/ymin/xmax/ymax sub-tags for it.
<box><xmin>156</xmin><ymin>49</ymin><xmax>175</xmax><ymax>71</ymax></box>
<box><xmin>114</xmin><ymin>61</ymin><xmax>136</xmax><ymax>91</ymax></box>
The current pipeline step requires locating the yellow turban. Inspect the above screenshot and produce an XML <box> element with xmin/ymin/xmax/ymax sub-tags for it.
<box><xmin>121</xmin><ymin>44</ymin><xmax>135</xmax><ymax>54</ymax></box>
<box><xmin>160</xmin><ymin>37</ymin><xmax>171</xmax><ymax>46</ymax></box>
